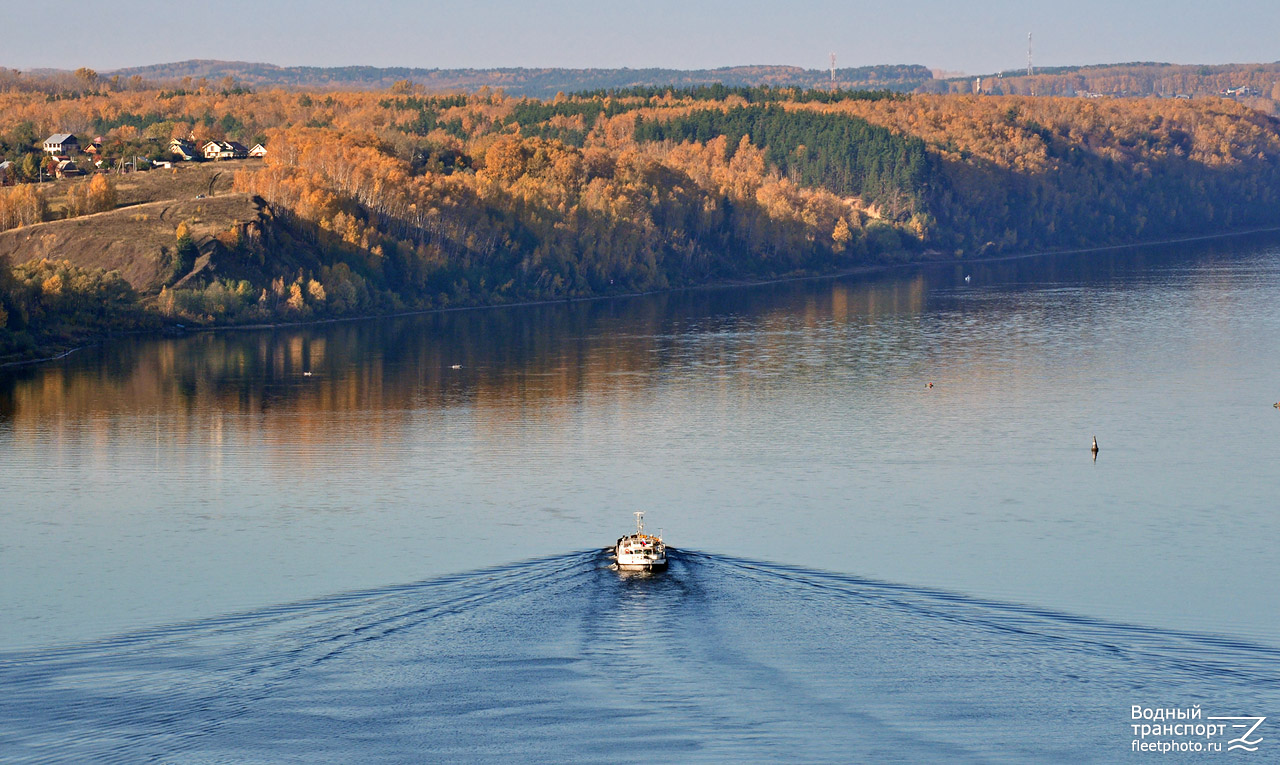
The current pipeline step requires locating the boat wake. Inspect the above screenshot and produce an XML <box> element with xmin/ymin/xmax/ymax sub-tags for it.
<box><xmin>2</xmin><ymin>550</ymin><xmax>1277</xmax><ymax>763</ymax></box>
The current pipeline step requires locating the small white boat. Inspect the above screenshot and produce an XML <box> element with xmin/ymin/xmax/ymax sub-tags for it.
<box><xmin>614</xmin><ymin>512</ymin><xmax>667</xmax><ymax>571</ymax></box>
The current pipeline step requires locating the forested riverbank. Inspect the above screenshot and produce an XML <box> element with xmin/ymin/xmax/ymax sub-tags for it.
<box><xmin>5</xmin><ymin>79</ymin><xmax>1280</xmax><ymax>359</ymax></box>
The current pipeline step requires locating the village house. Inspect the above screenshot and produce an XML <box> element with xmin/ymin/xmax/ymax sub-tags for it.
<box><xmin>43</xmin><ymin>133</ymin><xmax>80</xmax><ymax>156</ymax></box>
<box><xmin>201</xmin><ymin>141</ymin><xmax>227</xmax><ymax>160</ymax></box>
<box><xmin>248</xmin><ymin>143</ymin><xmax>267</xmax><ymax>158</ymax></box>
<box><xmin>202</xmin><ymin>140</ymin><xmax>248</xmax><ymax>160</ymax></box>
<box><xmin>56</xmin><ymin>159</ymin><xmax>83</xmax><ymax>178</ymax></box>
<box><xmin>168</xmin><ymin>138</ymin><xmax>199</xmax><ymax>161</ymax></box>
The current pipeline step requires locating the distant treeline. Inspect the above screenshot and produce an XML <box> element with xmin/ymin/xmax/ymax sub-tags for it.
<box><xmin>84</xmin><ymin>61</ymin><xmax>934</xmax><ymax>99</ymax></box>
<box><xmin>570</xmin><ymin>84</ymin><xmax>908</xmax><ymax>103</ymax></box>
<box><xmin>926</xmin><ymin>61</ymin><xmax>1280</xmax><ymax>111</ymax></box>
<box><xmin>12</xmin><ymin>59</ymin><xmax>1280</xmax><ymax>109</ymax></box>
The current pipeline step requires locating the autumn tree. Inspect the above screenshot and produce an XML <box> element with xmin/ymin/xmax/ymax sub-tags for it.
<box><xmin>0</xmin><ymin>184</ymin><xmax>47</xmax><ymax>231</ymax></box>
<box><xmin>832</xmin><ymin>217</ymin><xmax>852</xmax><ymax>250</ymax></box>
<box><xmin>164</xmin><ymin>221</ymin><xmax>198</xmax><ymax>283</ymax></box>
<box><xmin>73</xmin><ymin>68</ymin><xmax>98</xmax><ymax>89</ymax></box>
<box><xmin>87</xmin><ymin>174</ymin><xmax>116</xmax><ymax>212</ymax></box>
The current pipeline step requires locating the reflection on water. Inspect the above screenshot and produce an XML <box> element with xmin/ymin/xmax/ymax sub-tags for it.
<box><xmin>1</xmin><ymin>272</ymin><xmax>930</xmax><ymax>430</ymax></box>
<box><xmin>2</xmin><ymin>233</ymin><xmax>1280</xmax><ymax>654</ymax></box>
<box><xmin>1</xmin><ymin>235</ymin><xmax>1268</xmax><ymax>435</ymax></box>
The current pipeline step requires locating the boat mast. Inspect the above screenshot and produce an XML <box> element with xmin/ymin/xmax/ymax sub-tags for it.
<box><xmin>634</xmin><ymin>511</ymin><xmax>644</xmax><ymax>534</ymax></box>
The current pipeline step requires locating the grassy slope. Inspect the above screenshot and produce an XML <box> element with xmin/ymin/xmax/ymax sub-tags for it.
<box><xmin>0</xmin><ymin>161</ymin><xmax>261</xmax><ymax>292</ymax></box>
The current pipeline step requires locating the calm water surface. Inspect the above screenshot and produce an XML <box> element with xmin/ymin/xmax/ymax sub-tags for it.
<box><xmin>3</xmin><ymin>237</ymin><xmax>1280</xmax><ymax>761</ymax></box>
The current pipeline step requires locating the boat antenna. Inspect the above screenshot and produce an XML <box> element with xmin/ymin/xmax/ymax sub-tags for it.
<box><xmin>634</xmin><ymin>511</ymin><xmax>644</xmax><ymax>533</ymax></box>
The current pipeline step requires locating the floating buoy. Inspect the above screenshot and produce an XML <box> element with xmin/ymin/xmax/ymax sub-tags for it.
<box><xmin>926</xmin><ymin>382</ymin><xmax>934</xmax><ymax>389</ymax></box>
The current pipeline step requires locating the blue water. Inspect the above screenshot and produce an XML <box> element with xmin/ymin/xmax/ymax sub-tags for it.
<box><xmin>4</xmin><ymin>551</ymin><xmax>1277</xmax><ymax>762</ymax></box>
<box><xmin>4</xmin><ymin>236</ymin><xmax>1280</xmax><ymax>761</ymax></box>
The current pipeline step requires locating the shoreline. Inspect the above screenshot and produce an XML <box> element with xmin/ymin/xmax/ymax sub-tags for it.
<box><xmin>0</xmin><ymin>345</ymin><xmax>87</xmax><ymax>369</ymax></box>
<box><xmin>5</xmin><ymin>223</ymin><xmax>1280</xmax><ymax>369</ymax></box>
<box><xmin>196</xmin><ymin>222</ymin><xmax>1280</xmax><ymax>332</ymax></box>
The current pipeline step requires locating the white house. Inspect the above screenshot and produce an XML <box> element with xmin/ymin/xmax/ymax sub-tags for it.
<box><xmin>202</xmin><ymin>140</ymin><xmax>248</xmax><ymax>160</ymax></box>
<box><xmin>248</xmin><ymin>143</ymin><xmax>267</xmax><ymax>158</ymax></box>
<box><xmin>43</xmin><ymin>133</ymin><xmax>80</xmax><ymax>155</ymax></box>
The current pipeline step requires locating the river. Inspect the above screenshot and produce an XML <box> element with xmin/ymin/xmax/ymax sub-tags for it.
<box><xmin>3</xmin><ymin>235</ymin><xmax>1278</xmax><ymax>761</ymax></box>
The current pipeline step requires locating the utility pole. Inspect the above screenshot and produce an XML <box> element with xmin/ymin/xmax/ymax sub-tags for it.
<box><xmin>830</xmin><ymin>52</ymin><xmax>836</xmax><ymax>84</ymax></box>
<box><xmin>1027</xmin><ymin>32</ymin><xmax>1034</xmax><ymax>77</ymax></box>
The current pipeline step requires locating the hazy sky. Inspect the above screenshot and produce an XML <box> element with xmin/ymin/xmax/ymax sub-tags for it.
<box><xmin>7</xmin><ymin>0</ymin><xmax>1280</xmax><ymax>75</ymax></box>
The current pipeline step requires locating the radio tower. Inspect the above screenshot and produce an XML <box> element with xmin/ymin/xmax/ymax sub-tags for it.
<box><xmin>1027</xmin><ymin>32</ymin><xmax>1033</xmax><ymax>77</ymax></box>
<box><xmin>830</xmin><ymin>52</ymin><xmax>837</xmax><ymax>83</ymax></box>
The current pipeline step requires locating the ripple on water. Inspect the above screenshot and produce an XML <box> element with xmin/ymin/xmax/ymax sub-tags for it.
<box><xmin>2</xmin><ymin>552</ymin><xmax>1277</xmax><ymax>763</ymax></box>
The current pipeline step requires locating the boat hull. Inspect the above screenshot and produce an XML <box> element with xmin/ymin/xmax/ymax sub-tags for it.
<box><xmin>615</xmin><ymin>558</ymin><xmax>668</xmax><ymax>571</ymax></box>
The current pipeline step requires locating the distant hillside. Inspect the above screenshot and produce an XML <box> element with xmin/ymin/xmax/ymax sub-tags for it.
<box><xmin>101</xmin><ymin>60</ymin><xmax>933</xmax><ymax>97</ymax></box>
<box><xmin>926</xmin><ymin>61</ymin><xmax>1280</xmax><ymax>107</ymax></box>
<box><xmin>13</xmin><ymin>59</ymin><xmax>1280</xmax><ymax>109</ymax></box>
